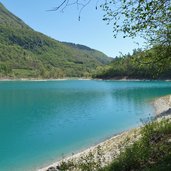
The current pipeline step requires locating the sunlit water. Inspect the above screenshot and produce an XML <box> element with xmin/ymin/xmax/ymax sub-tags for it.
<box><xmin>0</xmin><ymin>80</ymin><xmax>171</xmax><ymax>171</ymax></box>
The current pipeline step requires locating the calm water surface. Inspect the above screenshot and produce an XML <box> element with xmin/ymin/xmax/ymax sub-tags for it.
<box><xmin>0</xmin><ymin>80</ymin><xmax>171</xmax><ymax>171</ymax></box>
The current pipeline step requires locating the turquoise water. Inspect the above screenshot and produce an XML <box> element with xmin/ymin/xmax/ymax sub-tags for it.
<box><xmin>0</xmin><ymin>80</ymin><xmax>171</xmax><ymax>171</ymax></box>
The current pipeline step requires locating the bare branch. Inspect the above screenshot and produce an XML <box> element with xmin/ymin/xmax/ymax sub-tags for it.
<box><xmin>47</xmin><ymin>0</ymin><xmax>68</xmax><ymax>11</ymax></box>
<box><xmin>78</xmin><ymin>0</ymin><xmax>91</xmax><ymax>20</ymax></box>
<box><xmin>48</xmin><ymin>0</ymin><xmax>94</xmax><ymax>15</ymax></box>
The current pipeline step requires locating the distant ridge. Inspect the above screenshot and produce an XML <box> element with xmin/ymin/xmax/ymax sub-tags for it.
<box><xmin>0</xmin><ymin>3</ymin><xmax>112</xmax><ymax>78</ymax></box>
<box><xmin>62</xmin><ymin>42</ymin><xmax>94</xmax><ymax>51</ymax></box>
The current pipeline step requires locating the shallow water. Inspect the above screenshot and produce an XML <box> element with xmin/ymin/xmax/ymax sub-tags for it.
<box><xmin>0</xmin><ymin>80</ymin><xmax>171</xmax><ymax>171</ymax></box>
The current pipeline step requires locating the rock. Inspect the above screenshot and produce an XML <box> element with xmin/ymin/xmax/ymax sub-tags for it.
<box><xmin>168</xmin><ymin>138</ymin><xmax>171</xmax><ymax>143</ymax></box>
<box><xmin>46</xmin><ymin>166</ymin><xmax>57</xmax><ymax>171</ymax></box>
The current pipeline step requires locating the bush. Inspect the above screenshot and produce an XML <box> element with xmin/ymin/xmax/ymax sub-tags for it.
<box><xmin>100</xmin><ymin>118</ymin><xmax>171</xmax><ymax>171</ymax></box>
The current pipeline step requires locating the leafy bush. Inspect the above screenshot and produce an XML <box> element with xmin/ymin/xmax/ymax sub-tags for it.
<box><xmin>100</xmin><ymin>118</ymin><xmax>171</xmax><ymax>171</ymax></box>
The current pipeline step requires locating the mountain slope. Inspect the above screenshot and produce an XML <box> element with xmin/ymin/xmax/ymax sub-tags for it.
<box><xmin>0</xmin><ymin>3</ymin><xmax>112</xmax><ymax>78</ymax></box>
<box><xmin>94</xmin><ymin>47</ymin><xmax>171</xmax><ymax>79</ymax></box>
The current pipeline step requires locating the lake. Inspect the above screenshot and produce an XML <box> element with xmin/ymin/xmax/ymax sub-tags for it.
<box><xmin>0</xmin><ymin>80</ymin><xmax>171</xmax><ymax>171</ymax></box>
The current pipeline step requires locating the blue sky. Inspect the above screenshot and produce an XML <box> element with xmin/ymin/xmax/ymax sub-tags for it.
<box><xmin>1</xmin><ymin>0</ymin><xmax>144</xmax><ymax>57</ymax></box>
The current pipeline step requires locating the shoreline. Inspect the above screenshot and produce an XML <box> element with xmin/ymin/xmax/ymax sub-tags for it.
<box><xmin>0</xmin><ymin>78</ymin><xmax>93</xmax><ymax>81</ymax></box>
<box><xmin>153</xmin><ymin>95</ymin><xmax>171</xmax><ymax>119</ymax></box>
<box><xmin>0</xmin><ymin>77</ymin><xmax>171</xmax><ymax>82</ymax></box>
<box><xmin>38</xmin><ymin>128</ymin><xmax>141</xmax><ymax>171</ymax></box>
<box><xmin>38</xmin><ymin>94</ymin><xmax>171</xmax><ymax>171</ymax></box>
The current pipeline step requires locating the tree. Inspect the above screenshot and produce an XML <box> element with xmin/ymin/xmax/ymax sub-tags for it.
<box><xmin>102</xmin><ymin>1</ymin><xmax>170</xmax><ymax>38</ymax></box>
<box><xmin>101</xmin><ymin>0</ymin><xmax>171</xmax><ymax>64</ymax></box>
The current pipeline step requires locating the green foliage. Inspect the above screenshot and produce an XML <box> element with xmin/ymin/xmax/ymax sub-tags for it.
<box><xmin>101</xmin><ymin>0</ymin><xmax>170</xmax><ymax>41</ymax></box>
<box><xmin>94</xmin><ymin>46</ymin><xmax>171</xmax><ymax>79</ymax></box>
<box><xmin>100</xmin><ymin>118</ymin><xmax>171</xmax><ymax>171</ymax></box>
<box><xmin>0</xmin><ymin>3</ymin><xmax>111</xmax><ymax>79</ymax></box>
<box><xmin>101</xmin><ymin>0</ymin><xmax>171</xmax><ymax>66</ymax></box>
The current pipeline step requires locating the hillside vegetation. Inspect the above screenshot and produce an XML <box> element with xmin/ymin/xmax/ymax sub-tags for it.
<box><xmin>0</xmin><ymin>3</ymin><xmax>111</xmax><ymax>79</ymax></box>
<box><xmin>94</xmin><ymin>47</ymin><xmax>171</xmax><ymax>80</ymax></box>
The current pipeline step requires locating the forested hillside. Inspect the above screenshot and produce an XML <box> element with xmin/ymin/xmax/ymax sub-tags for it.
<box><xmin>94</xmin><ymin>47</ymin><xmax>171</xmax><ymax>80</ymax></box>
<box><xmin>0</xmin><ymin>3</ymin><xmax>111</xmax><ymax>79</ymax></box>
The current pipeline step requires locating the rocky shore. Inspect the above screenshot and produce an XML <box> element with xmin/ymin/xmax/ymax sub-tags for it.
<box><xmin>38</xmin><ymin>128</ymin><xmax>140</xmax><ymax>171</ymax></box>
<box><xmin>38</xmin><ymin>95</ymin><xmax>171</xmax><ymax>171</ymax></box>
<box><xmin>153</xmin><ymin>95</ymin><xmax>171</xmax><ymax>118</ymax></box>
